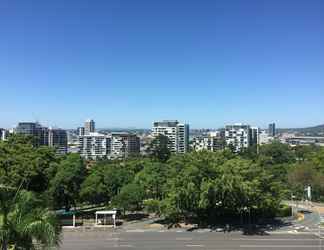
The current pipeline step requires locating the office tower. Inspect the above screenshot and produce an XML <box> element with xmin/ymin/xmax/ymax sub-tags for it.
<box><xmin>84</xmin><ymin>119</ymin><xmax>95</xmax><ymax>135</ymax></box>
<box><xmin>110</xmin><ymin>132</ymin><xmax>140</xmax><ymax>159</ymax></box>
<box><xmin>152</xmin><ymin>120</ymin><xmax>189</xmax><ymax>153</ymax></box>
<box><xmin>225</xmin><ymin>123</ymin><xmax>251</xmax><ymax>152</ymax></box>
<box><xmin>268</xmin><ymin>123</ymin><xmax>276</xmax><ymax>137</ymax></box>
<box><xmin>48</xmin><ymin>128</ymin><xmax>68</xmax><ymax>154</ymax></box>
<box><xmin>15</xmin><ymin>122</ymin><xmax>67</xmax><ymax>153</ymax></box>
<box><xmin>15</xmin><ymin>122</ymin><xmax>47</xmax><ymax>146</ymax></box>
<box><xmin>77</xmin><ymin>127</ymin><xmax>85</xmax><ymax>136</ymax></box>
<box><xmin>250</xmin><ymin>126</ymin><xmax>260</xmax><ymax>146</ymax></box>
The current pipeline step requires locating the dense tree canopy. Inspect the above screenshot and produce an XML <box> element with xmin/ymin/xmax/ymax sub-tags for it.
<box><xmin>0</xmin><ymin>135</ymin><xmax>60</xmax><ymax>194</ymax></box>
<box><xmin>48</xmin><ymin>154</ymin><xmax>86</xmax><ymax>211</ymax></box>
<box><xmin>2</xmin><ymin>134</ymin><xmax>324</xmax><ymax>227</ymax></box>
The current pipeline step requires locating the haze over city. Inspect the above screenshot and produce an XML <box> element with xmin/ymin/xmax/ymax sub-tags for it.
<box><xmin>1</xmin><ymin>0</ymin><xmax>323</xmax><ymax>129</ymax></box>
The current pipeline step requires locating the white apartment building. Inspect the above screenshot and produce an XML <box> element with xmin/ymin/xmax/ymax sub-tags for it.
<box><xmin>191</xmin><ymin>136</ymin><xmax>224</xmax><ymax>152</ymax></box>
<box><xmin>225</xmin><ymin>123</ymin><xmax>251</xmax><ymax>152</ymax></box>
<box><xmin>79</xmin><ymin>132</ymin><xmax>111</xmax><ymax>160</ymax></box>
<box><xmin>152</xmin><ymin>120</ymin><xmax>189</xmax><ymax>153</ymax></box>
<box><xmin>79</xmin><ymin>132</ymin><xmax>140</xmax><ymax>160</ymax></box>
<box><xmin>0</xmin><ymin>128</ymin><xmax>9</xmax><ymax>141</ymax></box>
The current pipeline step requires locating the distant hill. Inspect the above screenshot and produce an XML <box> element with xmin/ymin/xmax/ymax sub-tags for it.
<box><xmin>278</xmin><ymin>124</ymin><xmax>324</xmax><ymax>136</ymax></box>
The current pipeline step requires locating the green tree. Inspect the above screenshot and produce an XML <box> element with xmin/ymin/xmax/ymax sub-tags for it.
<box><xmin>258</xmin><ymin>142</ymin><xmax>295</xmax><ymax>166</ymax></box>
<box><xmin>0</xmin><ymin>185</ymin><xmax>61</xmax><ymax>250</ymax></box>
<box><xmin>134</xmin><ymin>162</ymin><xmax>167</xmax><ymax>200</ymax></box>
<box><xmin>49</xmin><ymin>154</ymin><xmax>86</xmax><ymax>211</ymax></box>
<box><xmin>112</xmin><ymin>183</ymin><xmax>145</xmax><ymax>214</ymax></box>
<box><xmin>0</xmin><ymin>135</ymin><xmax>59</xmax><ymax>194</ymax></box>
<box><xmin>161</xmin><ymin>151</ymin><xmax>283</xmax><ymax>223</ymax></box>
<box><xmin>147</xmin><ymin>135</ymin><xmax>171</xmax><ymax>162</ymax></box>
<box><xmin>80</xmin><ymin>163</ymin><xmax>133</xmax><ymax>205</ymax></box>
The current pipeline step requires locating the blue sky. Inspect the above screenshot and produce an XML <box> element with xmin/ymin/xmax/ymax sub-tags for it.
<box><xmin>0</xmin><ymin>0</ymin><xmax>323</xmax><ymax>129</ymax></box>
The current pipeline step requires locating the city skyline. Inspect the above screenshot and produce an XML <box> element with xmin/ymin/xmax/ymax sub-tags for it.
<box><xmin>1</xmin><ymin>119</ymin><xmax>323</xmax><ymax>131</ymax></box>
<box><xmin>1</xmin><ymin>0</ymin><xmax>323</xmax><ymax>129</ymax></box>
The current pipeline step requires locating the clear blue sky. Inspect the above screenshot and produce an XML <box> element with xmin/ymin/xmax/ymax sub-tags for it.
<box><xmin>0</xmin><ymin>0</ymin><xmax>323</xmax><ymax>129</ymax></box>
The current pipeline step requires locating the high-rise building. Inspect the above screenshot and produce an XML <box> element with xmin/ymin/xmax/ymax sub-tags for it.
<box><xmin>268</xmin><ymin>123</ymin><xmax>276</xmax><ymax>137</ymax></box>
<box><xmin>14</xmin><ymin>122</ymin><xmax>67</xmax><ymax>153</ymax></box>
<box><xmin>77</xmin><ymin>127</ymin><xmax>85</xmax><ymax>136</ymax></box>
<box><xmin>15</xmin><ymin>122</ymin><xmax>48</xmax><ymax>146</ymax></box>
<box><xmin>110</xmin><ymin>132</ymin><xmax>140</xmax><ymax>159</ymax></box>
<box><xmin>191</xmin><ymin>135</ymin><xmax>225</xmax><ymax>152</ymax></box>
<box><xmin>225</xmin><ymin>123</ymin><xmax>251</xmax><ymax>152</ymax></box>
<box><xmin>84</xmin><ymin>119</ymin><xmax>95</xmax><ymax>135</ymax></box>
<box><xmin>48</xmin><ymin>128</ymin><xmax>68</xmax><ymax>154</ymax></box>
<box><xmin>79</xmin><ymin>132</ymin><xmax>111</xmax><ymax>160</ymax></box>
<box><xmin>152</xmin><ymin>120</ymin><xmax>189</xmax><ymax>154</ymax></box>
<box><xmin>250</xmin><ymin>126</ymin><xmax>260</xmax><ymax>145</ymax></box>
<box><xmin>78</xmin><ymin>132</ymin><xmax>140</xmax><ymax>160</ymax></box>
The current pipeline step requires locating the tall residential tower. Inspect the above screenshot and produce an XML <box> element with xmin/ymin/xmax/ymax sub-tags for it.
<box><xmin>152</xmin><ymin>120</ymin><xmax>189</xmax><ymax>154</ymax></box>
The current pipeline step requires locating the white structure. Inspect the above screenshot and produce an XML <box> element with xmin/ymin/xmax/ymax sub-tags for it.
<box><xmin>191</xmin><ymin>136</ymin><xmax>224</xmax><ymax>152</ymax></box>
<box><xmin>79</xmin><ymin>132</ymin><xmax>111</xmax><ymax>160</ymax></box>
<box><xmin>258</xmin><ymin>130</ymin><xmax>273</xmax><ymax>145</ymax></box>
<box><xmin>0</xmin><ymin>128</ymin><xmax>8</xmax><ymax>141</ymax></box>
<box><xmin>225</xmin><ymin>123</ymin><xmax>251</xmax><ymax>152</ymax></box>
<box><xmin>152</xmin><ymin>120</ymin><xmax>189</xmax><ymax>153</ymax></box>
<box><xmin>79</xmin><ymin>132</ymin><xmax>140</xmax><ymax>160</ymax></box>
<box><xmin>84</xmin><ymin>119</ymin><xmax>95</xmax><ymax>135</ymax></box>
<box><xmin>95</xmin><ymin>210</ymin><xmax>117</xmax><ymax>228</ymax></box>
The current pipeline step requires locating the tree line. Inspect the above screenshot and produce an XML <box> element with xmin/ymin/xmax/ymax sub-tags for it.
<box><xmin>1</xmin><ymin>134</ymin><xmax>324</xmax><ymax>248</ymax></box>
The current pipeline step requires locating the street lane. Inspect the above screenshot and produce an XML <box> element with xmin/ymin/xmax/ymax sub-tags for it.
<box><xmin>61</xmin><ymin>230</ymin><xmax>322</xmax><ymax>250</ymax></box>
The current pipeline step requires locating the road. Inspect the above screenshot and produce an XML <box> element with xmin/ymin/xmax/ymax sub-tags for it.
<box><xmin>61</xmin><ymin>230</ymin><xmax>323</xmax><ymax>250</ymax></box>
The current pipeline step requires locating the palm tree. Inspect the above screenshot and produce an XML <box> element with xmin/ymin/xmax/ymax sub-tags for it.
<box><xmin>0</xmin><ymin>185</ymin><xmax>61</xmax><ymax>250</ymax></box>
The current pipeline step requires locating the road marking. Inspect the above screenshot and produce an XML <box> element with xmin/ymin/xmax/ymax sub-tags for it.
<box><xmin>186</xmin><ymin>244</ymin><xmax>205</xmax><ymax>247</ymax></box>
<box><xmin>233</xmin><ymin>238</ymin><xmax>319</xmax><ymax>241</ymax></box>
<box><xmin>240</xmin><ymin>245</ymin><xmax>320</xmax><ymax>248</ymax></box>
<box><xmin>176</xmin><ymin>237</ymin><xmax>192</xmax><ymax>241</ymax></box>
<box><xmin>114</xmin><ymin>244</ymin><xmax>134</xmax><ymax>248</ymax></box>
<box><xmin>125</xmin><ymin>229</ymin><xmax>145</xmax><ymax>232</ymax></box>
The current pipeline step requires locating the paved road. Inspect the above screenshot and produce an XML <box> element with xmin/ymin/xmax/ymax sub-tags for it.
<box><xmin>61</xmin><ymin>230</ymin><xmax>323</xmax><ymax>250</ymax></box>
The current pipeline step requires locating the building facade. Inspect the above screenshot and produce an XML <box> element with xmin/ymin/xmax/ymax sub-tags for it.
<box><xmin>268</xmin><ymin>123</ymin><xmax>276</xmax><ymax>137</ymax></box>
<box><xmin>48</xmin><ymin>128</ymin><xmax>68</xmax><ymax>154</ymax></box>
<box><xmin>110</xmin><ymin>132</ymin><xmax>140</xmax><ymax>159</ymax></box>
<box><xmin>152</xmin><ymin>120</ymin><xmax>189</xmax><ymax>154</ymax></box>
<box><xmin>15</xmin><ymin>122</ymin><xmax>48</xmax><ymax>146</ymax></box>
<box><xmin>84</xmin><ymin>119</ymin><xmax>95</xmax><ymax>135</ymax></box>
<box><xmin>79</xmin><ymin>132</ymin><xmax>140</xmax><ymax>160</ymax></box>
<box><xmin>79</xmin><ymin>132</ymin><xmax>111</xmax><ymax>160</ymax></box>
<box><xmin>191</xmin><ymin>136</ymin><xmax>225</xmax><ymax>152</ymax></box>
<box><xmin>258</xmin><ymin>130</ymin><xmax>273</xmax><ymax>145</ymax></box>
<box><xmin>225</xmin><ymin>124</ymin><xmax>251</xmax><ymax>152</ymax></box>
<box><xmin>15</xmin><ymin>122</ymin><xmax>67</xmax><ymax>153</ymax></box>
<box><xmin>0</xmin><ymin>128</ymin><xmax>9</xmax><ymax>141</ymax></box>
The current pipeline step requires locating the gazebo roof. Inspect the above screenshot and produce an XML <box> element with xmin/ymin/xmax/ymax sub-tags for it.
<box><xmin>95</xmin><ymin>210</ymin><xmax>117</xmax><ymax>215</ymax></box>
